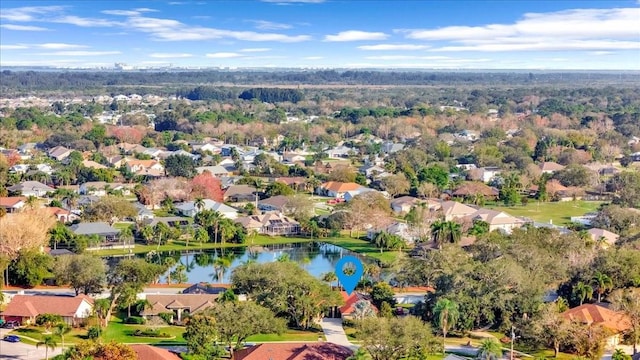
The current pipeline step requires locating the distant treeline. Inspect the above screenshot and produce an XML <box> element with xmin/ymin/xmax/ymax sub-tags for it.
<box><xmin>174</xmin><ymin>86</ymin><xmax>304</xmax><ymax>103</ymax></box>
<box><xmin>1</xmin><ymin>69</ymin><xmax>638</xmax><ymax>94</ymax></box>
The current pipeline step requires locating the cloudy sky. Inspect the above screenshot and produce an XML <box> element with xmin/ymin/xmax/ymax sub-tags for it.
<box><xmin>1</xmin><ymin>0</ymin><xmax>639</xmax><ymax>69</ymax></box>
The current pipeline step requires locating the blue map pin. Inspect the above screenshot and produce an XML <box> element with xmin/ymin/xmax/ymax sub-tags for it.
<box><xmin>335</xmin><ymin>256</ymin><xmax>364</xmax><ymax>295</ymax></box>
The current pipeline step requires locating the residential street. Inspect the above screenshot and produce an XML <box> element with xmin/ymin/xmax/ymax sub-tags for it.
<box><xmin>0</xmin><ymin>329</ymin><xmax>63</xmax><ymax>360</ymax></box>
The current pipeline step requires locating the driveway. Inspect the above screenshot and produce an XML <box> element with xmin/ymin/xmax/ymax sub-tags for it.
<box><xmin>0</xmin><ymin>329</ymin><xmax>63</xmax><ymax>360</ymax></box>
<box><xmin>319</xmin><ymin>318</ymin><xmax>358</xmax><ymax>351</ymax></box>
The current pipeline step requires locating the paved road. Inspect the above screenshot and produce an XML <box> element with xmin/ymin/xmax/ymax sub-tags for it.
<box><xmin>0</xmin><ymin>329</ymin><xmax>63</xmax><ymax>360</ymax></box>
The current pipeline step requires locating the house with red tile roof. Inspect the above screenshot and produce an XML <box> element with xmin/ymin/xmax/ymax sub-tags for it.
<box><xmin>46</xmin><ymin>206</ymin><xmax>79</xmax><ymax>223</ymax></box>
<box><xmin>130</xmin><ymin>344</ymin><xmax>181</xmax><ymax>360</ymax></box>
<box><xmin>0</xmin><ymin>196</ymin><xmax>26</xmax><ymax>213</ymax></box>
<box><xmin>561</xmin><ymin>304</ymin><xmax>631</xmax><ymax>348</ymax></box>
<box><xmin>233</xmin><ymin>342</ymin><xmax>353</xmax><ymax>360</ymax></box>
<box><xmin>318</xmin><ymin>182</ymin><xmax>363</xmax><ymax>199</ymax></box>
<box><xmin>338</xmin><ymin>291</ymin><xmax>377</xmax><ymax>320</ymax></box>
<box><xmin>1</xmin><ymin>295</ymin><xmax>93</xmax><ymax>326</ymax></box>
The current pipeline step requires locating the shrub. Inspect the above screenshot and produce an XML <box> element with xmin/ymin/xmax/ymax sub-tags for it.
<box><xmin>132</xmin><ymin>328</ymin><xmax>171</xmax><ymax>338</ymax></box>
<box><xmin>158</xmin><ymin>312</ymin><xmax>174</xmax><ymax>324</ymax></box>
<box><xmin>87</xmin><ymin>326</ymin><xmax>101</xmax><ymax>339</ymax></box>
<box><xmin>124</xmin><ymin>316</ymin><xmax>146</xmax><ymax>325</ymax></box>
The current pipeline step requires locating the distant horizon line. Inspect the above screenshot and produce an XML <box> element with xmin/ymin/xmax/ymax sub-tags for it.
<box><xmin>1</xmin><ymin>66</ymin><xmax>639</xmax><ymax>73</ymax></box>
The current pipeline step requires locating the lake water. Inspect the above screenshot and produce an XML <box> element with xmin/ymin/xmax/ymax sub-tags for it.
<box><xmin>148</xmin><ymin>242</ymin><xmax>374</xmax><ymax>284</ymax></box>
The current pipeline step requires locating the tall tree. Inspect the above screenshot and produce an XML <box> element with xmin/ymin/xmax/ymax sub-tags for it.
<box><xmin>573</xmin><ymin>281</ymin><xmax>593</xmax><ymax>305</ymax></box>
<box><xmin>357</xmin><ymin>316</ymin><xmax>441</xmax><ymax>360</ymax></box>
<box><xmin>610</xmin><ymin>288</ymin><xmax>640</xmax><ymax>355</ymax></box>
<box><xmin>164</xmin><ymin>154</ymin><xmax>197</xmax><ymax>178</ymax></box>
<box><xmin>591</xmin><ymin>271</ymin><xmax>613</xmax><ymax>303</ymax></box>
<box><xmin>476</xmin><ymin>339</ymin><xmax>503</xmax><ymax>360</ymax></box>
<box><xmin>37</xmin><ymin>335</ymin><xmax>58</xmax><ymax>360</ymax></box>
<box><xmin>433</xmin><ymin>298</ymin><xmax>459</xmax><ymax>350</ymax></box>
<box><xmin>530</xmin><ymin>303</ymin><xmax>572</xmax><ymax>357</ymax></box>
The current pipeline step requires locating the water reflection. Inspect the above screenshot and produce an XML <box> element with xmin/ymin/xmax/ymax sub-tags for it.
<box><xmin>149</xmin><ymin>242</ymin><xmax>373</xmax><ymax>284</ymax></box>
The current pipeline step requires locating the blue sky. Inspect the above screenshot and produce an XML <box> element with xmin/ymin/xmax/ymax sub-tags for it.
<box><xmin>1</xmin><ymin>0</ymin><xmax>639</xmax><ymax>69</ymax></box>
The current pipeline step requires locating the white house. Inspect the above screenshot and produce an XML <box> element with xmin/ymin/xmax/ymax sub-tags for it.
<box><xmin>7</xmin><ymin>181</ymin><xmax>55</xmax><ymax>197</ymax></box>
<box><xmin>175</xmin><ymin>199</ymin><xmax>238</xmax><ymax>219</ymax></box>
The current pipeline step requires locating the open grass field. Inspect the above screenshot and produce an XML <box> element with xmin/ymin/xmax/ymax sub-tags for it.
<box><xmin>486</xmin><ymin>200</ymin><xmax>604</xmax><ymax>225</ymax></box>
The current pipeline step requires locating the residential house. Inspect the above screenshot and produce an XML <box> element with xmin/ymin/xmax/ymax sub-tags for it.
<box><xmin>339</xmin><ymin>291</ymin><xmax>378</xmax><ymax>320</ymax></box>
<box><xmin>359</xmin><ymin>164</ymin><xmax>387</xmax><ymax>178</ymax></box>
<box><xmin>182</xmin><ymin>283</ymin><xmax>231</xmax><ymax>295</ymax></box>
<box><xmin>7</xmin><ymin>181</ymin><xmax>55</xmax><ymax>197</ymax></box>
<box><xmin>0</xmin><ymin>196</ymin><xmax>26</xmax><ymax>213</ymax></box>
<box><xmin>274</xmin><ymin>177</ymin><xmax>307</xmax><ymax>191</ymax></box>
<box><xmin>191</xmin><ymin>142</ymin><xmax>221</xmax><ymax>153</ymax></box>
<box><xmin>9</xmin><ymin>164</ymin><xmax>29</xmax><ymax>174</ymax></box>
<box><xmin>382</xmin><ymin>141</ymin><xmax>405</xmax><ymax>154</ymax></box>
<box><xmin>70</xmin><ymin>222</ymin><xmax>120</xmax><ymax>242</ymax></box>
<box><xmin>223</xmin><ymin>185</ymin><xmax>257</xmax><ymax>203</ymax></box>
<box><xmin>106</xmin><ymin>155</ymin><xmax>125</xmax><ymax>168</ymax></box>
<box><xmin>233</xmin><ymin>343</ymin><xmax>353</xmax><ymax>360</ymax></box>
<box><xmin>141</xmin><ymin>147</ymin><xmax>164</xmax><ymax>159</ymax></box>
<box><xmin>47</xmin><ymin>207</ymin><xmax>79</xmax><ymax>223</ymax></box>
<box><xmin>235</xmin><ymin>213</ymin><xmax>300</xmax><ymax>236</ymax></box>
<box><xmin>476</xmin><ymin>166</ymin><xmax>502</xmax><ymax>183</ymax></box>
<box><xmin>143</xmin><ymin>217</ymin><xmax>191</xmax><ymax>230</ymax></box>
<box><xmin>367</xmin><ymin>221</ymin><xmax>417</xmax><ymax>244</ymax></box>
<box><xmin>1</xmin><ymin>295</ymin><xmax>93</xmax><ymax>326</ymax></box>
<box><xmin>125</xmin><ymin>159</ymin><xmax>164</xmax><ymax>175</ymax></box>
<box><xmin>47</xmin><ymin>146</ymin><xmax>72</xmax><ymax>161</ymax></box>
<box><xmin>317</xmin><ymin>181</ymin><xmax>362</xmax><ymax>198</ymax></box>
<box><xmin>130</xmin><ymin>345</ymin><xmax>181</xmax><ymax>360</ymax></box>
<box><xmin>79</xmin><ymin>182</ymin><xmax>133</xmax><ymax>196</ymax></box>
<box><xmin>344</xmin><ymin>187</ymin><xmax>378</xmax><ymax>202</ymax></box>
<box><xmin>258</xmin><ymin>195</ymin><xmax>289</xmax><ymax>212</ymax></box>
<box><xmin>539</xmin><ymin>161</ymin><xmax>566</xmax><ymax>174</ymax></box>
<box><xmin>134</xmin><ymin>202</ymin><xmax>155</xmax><ymax>222</ymax></box>
<box><xmin>196</xmin><ymin>165</ymin><xmax>231</xmax><ymax>177</ymax></box>
<box><xmin>175</xmin><ymin>199</ymin><xmax>238</xmax><ymax>219</ymax></box>
<box><xmin>439</xmin><ymin>201</ymin><xmax>477</xmax><ymax>221</ymax></box>
<box><xmin>391</xmin><ymin>196</ymin><xmax>429</xmax><ymax>214</ymax></box>
<box><xmin>282</xmin><ymin>152</ymin><xmax>306</xmax><ymax>164</ymax></box>
<box><xmin>325</xmin><ymin>145</ymin><xmax>354</xmax><ymax>159</ymax></box>
<box><xmin>588</xmin><ymin>228</ymin><xmax>620</xmax><ymax>248</ymax></box>
<box><xmin>561</xmin><ymin>304</ymin><xmax>631</xmax><ymax>349</ymax></box>
<box><xmin>140</xmin><ymin>294</ymin><xmax>220</xmax><ymax>323</ymax></box>
<box><xmin>81</xmin><ymin>160</ymin><xmax>107</xmax><ymax>170</ymax></box>
<box><xmin>465</xmin><ymin>208</ymin><xmax>525</xmax><ymax>234</ymax></box>
<box><xmin>452</xmin><ymin>182</ymin><xmax>499</xmax><ymax>200</ymax></box>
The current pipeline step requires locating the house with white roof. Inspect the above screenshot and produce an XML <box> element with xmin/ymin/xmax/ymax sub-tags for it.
<box><xmin>175</xmin><ymin>199</ymin><xmax>238</xmax><ymax>219</ymax></box>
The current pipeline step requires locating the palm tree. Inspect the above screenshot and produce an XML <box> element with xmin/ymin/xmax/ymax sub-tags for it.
<box><xmin>54</xmin><ymin>323</ymin><xmax>71</xmax><ymax>350</ymax></box>
<box><xmin>140</xmin><ymin>225</ymin><xmax>155</xmax><ymax>245</ymax></box>
<box><xmin>163</xmin><ymin>257</ymin><xmax>176</xmax><ymax>284</ymax></box>
<box><xmin>212</xmin><ymin>256</ymin><xmax>231</xmax><ymax>283</ymax></box>
<box><xmin>120</xmin><ymin>226</ymin><xmax>134</xmax><ymax>253</ymax></box>
<box><xmin>611</xmin><ymin>349</ymin><xmax>630</xmax><ymax>360</ymax></box>
<box><xmin>573</xmin><ymin>281</ymin><xmax>594</xmax><ymax>305</ymax></box>
<box><xmin>476</xmin><ymin>338</ymin><xmax>503</xmax><ymax>360</ymax></box>
<box><xmin>322</xmin><ymin>272</ymin><xmax>338</xmax><ymax>289</ymax></box>
<box><xmin>433</xmin><ymin>298</ymin><xmax>459</xmax><ymax>351</ymax></box>
<box><xmin>194</xmin><ymin>227</ymin><xmax>209</xmax><ymax>246</ymax></box>
<box><xmin>592</xmin><ymin>271</ymin><xmax>613</xmax><ymax>303</ymax></box>
<box><xmin>194</xmin><ymin>197</ymin><xmax>205</xmax><ymax>213</ymax></box>
<box><xmin>25</xmin><ymin>195</ymin><xmax>38</xmax><ymax>209</ymax></box>
<box><xmin>37</xmin><ymin>335</ymin><xmax>58</xmax><ymax>360</ymax></box>
<box><xmin>431</xmin><ymin>220</ymin><xmax>462</xmax><ymax>249</ymax></box>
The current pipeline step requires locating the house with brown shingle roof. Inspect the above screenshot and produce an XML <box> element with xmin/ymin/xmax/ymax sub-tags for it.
<box><xmin>0</xmin><ymin>196</ymin><xmax>26</xmax><ymax>213</ymax></box>
<box><xmin>1</xmin><ymin>295</ymin><xmax>93</xmax><ymax>326</ymax></box>
<box><xmin>130</xmin><ymin>345</ymin><xmax>181</xmax><ymax>360</ymax></box>
<box><xmin>233</xmin><ymin>342</ymin><xmax>353</xmax><ymax>360</ymax></box>
<box><xmin>539</xmin><ymin>161</ymin><xmax>565</xmax><ymax>174</ymax></box>
<box><xmin>140</xmin><ymin>294</ymin><xmax>219</xmax><ymax>323</ymax></box>
<box><xmin>561</xmin><ymin>304</ymin><xmax>631</xmax><ymax>349</ymax></box>
<box><xmin>317</xmin><ymin>181</ymin><xmax>363</xmax><ymax>198</ymax></box>
<box><xmin>587</xmin><ymin>228</ymin><xmax>620</xmax><ymax>248</ymax></box>
<box><xmin>452</xmin><ymin>182</ymin><xmax>499</xmax><ymax>200</ymax></box>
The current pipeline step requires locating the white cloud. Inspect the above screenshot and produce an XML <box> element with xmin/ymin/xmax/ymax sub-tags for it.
<box><xmin>0</xmin><ymin>45</ymin><xmax>29</xmax><ymax>50</ymax></box>
<box><xmin>149</xmin><ymin>53</ymin><xmax>193</xmax><ymax>58</ymax></box>
<box><xmin>38</xmin><ymin>50</ymin><xmax>122</xmax><ymax>56</ymax></box>
<box><xmin>53</xmin><ymin>15</ymin><xmax>122</xmax><ymax>27</ymax></box>
<box><xmin>0</xmin><ymin>5</ymin><xmax>64</xmax><ymax>21</ymax></box>
<box><xmin>133</xmin><ymin>8</ymin><xmax>158</xmax><ymax>12</ymax></box>
<box><xmin>0</xmin><ymin>24</ymin><xmax>50</xmax><ymax>31</ymax></box>
<box><xmin>402</xmin><ymin>7</ymin><xmax>640</xmax><ymax>52</ymax></box>
<box><xmin>127</xmin><ymin>16</ymin><xmax>311</xmax><ymax>42</ymax></box>
<box><xmin>358</xmin><ymin>44</ymin><xmax>430</xmax><ymax>51</ymax></box>
<box><xmin>590</xmin><ymin>51</ymin><xmax>614</xmax><ymax>55</ymax></box>
<box><xmin>240</xmin><ymin>48</ymin><xmax>271</xmax><ymax>52</ymax></box>
<box><xmin>206</xmin><ymin>52</ymin><xmax>244</xmax><ymax>58</ymax></box>
<box><xmin>101</xmin><ymin>10</ymin><xmax>140</xmax><ymax>16</ymax></box>
<box><xmin>303</xmin><ymin>56</ymin><xmax>324</xmax><ymax>60</ymax></box>
<box><xmin>248</xmin><ymin>20</ymin><xmax>292</xmax><ymax>30</ymax></box>
<box><xmin>37</xmin><ymin>43</ymin><xmax>88</xmax><ymax>49</ymax></box>
<box><xmin>324</xmin><ymin>30</ymin><xmax>388</xmax><ymax>42</ymax></box>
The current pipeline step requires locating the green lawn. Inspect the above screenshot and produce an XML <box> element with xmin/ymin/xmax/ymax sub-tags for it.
<box><xmin>102</xmin><ymin>320</ymin><xmax>186</xmax><ymax>343</ymax></box>
<box><xmin>324</xmin><ymin>236</ymin><xmax>403</xmax><ymax>264</ymax></box>
<box><xmin>486</xmin><ymin>200</ymin><xmax>604</xmax><ymax>225</ymax></box>
<box><xmin>247</xmin><ymin>328</ymin><xmax>324</xmax><ymax>342</ymax></box>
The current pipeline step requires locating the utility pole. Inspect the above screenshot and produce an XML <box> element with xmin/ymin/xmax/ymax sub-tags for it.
<box><xmin>510</xmin><ymin>326</ymin><xmax>516</xmax><ymax>360</ymax></box>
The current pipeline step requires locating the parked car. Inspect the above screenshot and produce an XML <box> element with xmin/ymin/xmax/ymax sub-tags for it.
<box><xmin>3</xmin><ymin>335</ymin><xmax>20</xmax><ymax>343</ymax></box>
<box><xmin>2</xmin><ymin>321</ymin><xmax>19</xmax><ymax>329</ymax></box>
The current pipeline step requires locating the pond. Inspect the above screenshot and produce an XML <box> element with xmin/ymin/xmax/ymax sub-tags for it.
<box><xmin>132</xmin><ymin>242</ymin><xmax>378</xmax><ymax>285</ymax></box>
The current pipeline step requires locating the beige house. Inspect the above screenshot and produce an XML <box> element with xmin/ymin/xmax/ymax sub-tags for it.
<box><xmin>140</xmin><ymin>294</ymin><xmax>219</xmax><ymax>323</ymax></box>
<box><xmin>465</xmin><ymin>208</ymin><xmax>525</xmax><ymax>234</ymax></box>
<box><xmin>439</xmin><ymin>201</ymin><xmax>477</xmax><ymax>221</ymax></box>
<box><xmin>588</xmin><ymin>228</ymin><xmax>620</xmax><ymax>248</ymax></box>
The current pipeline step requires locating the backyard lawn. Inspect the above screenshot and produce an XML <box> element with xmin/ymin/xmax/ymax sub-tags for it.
<box><xmin>486</xmin><ymin>200</ymin><xmax>604</xmax><ymax>225</ymax></box>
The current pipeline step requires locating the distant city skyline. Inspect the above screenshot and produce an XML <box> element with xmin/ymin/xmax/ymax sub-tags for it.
<box><xmin>1</xmin><ymin>0</ymin><xmax>639</xmax><ymax>70</ymax></box>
